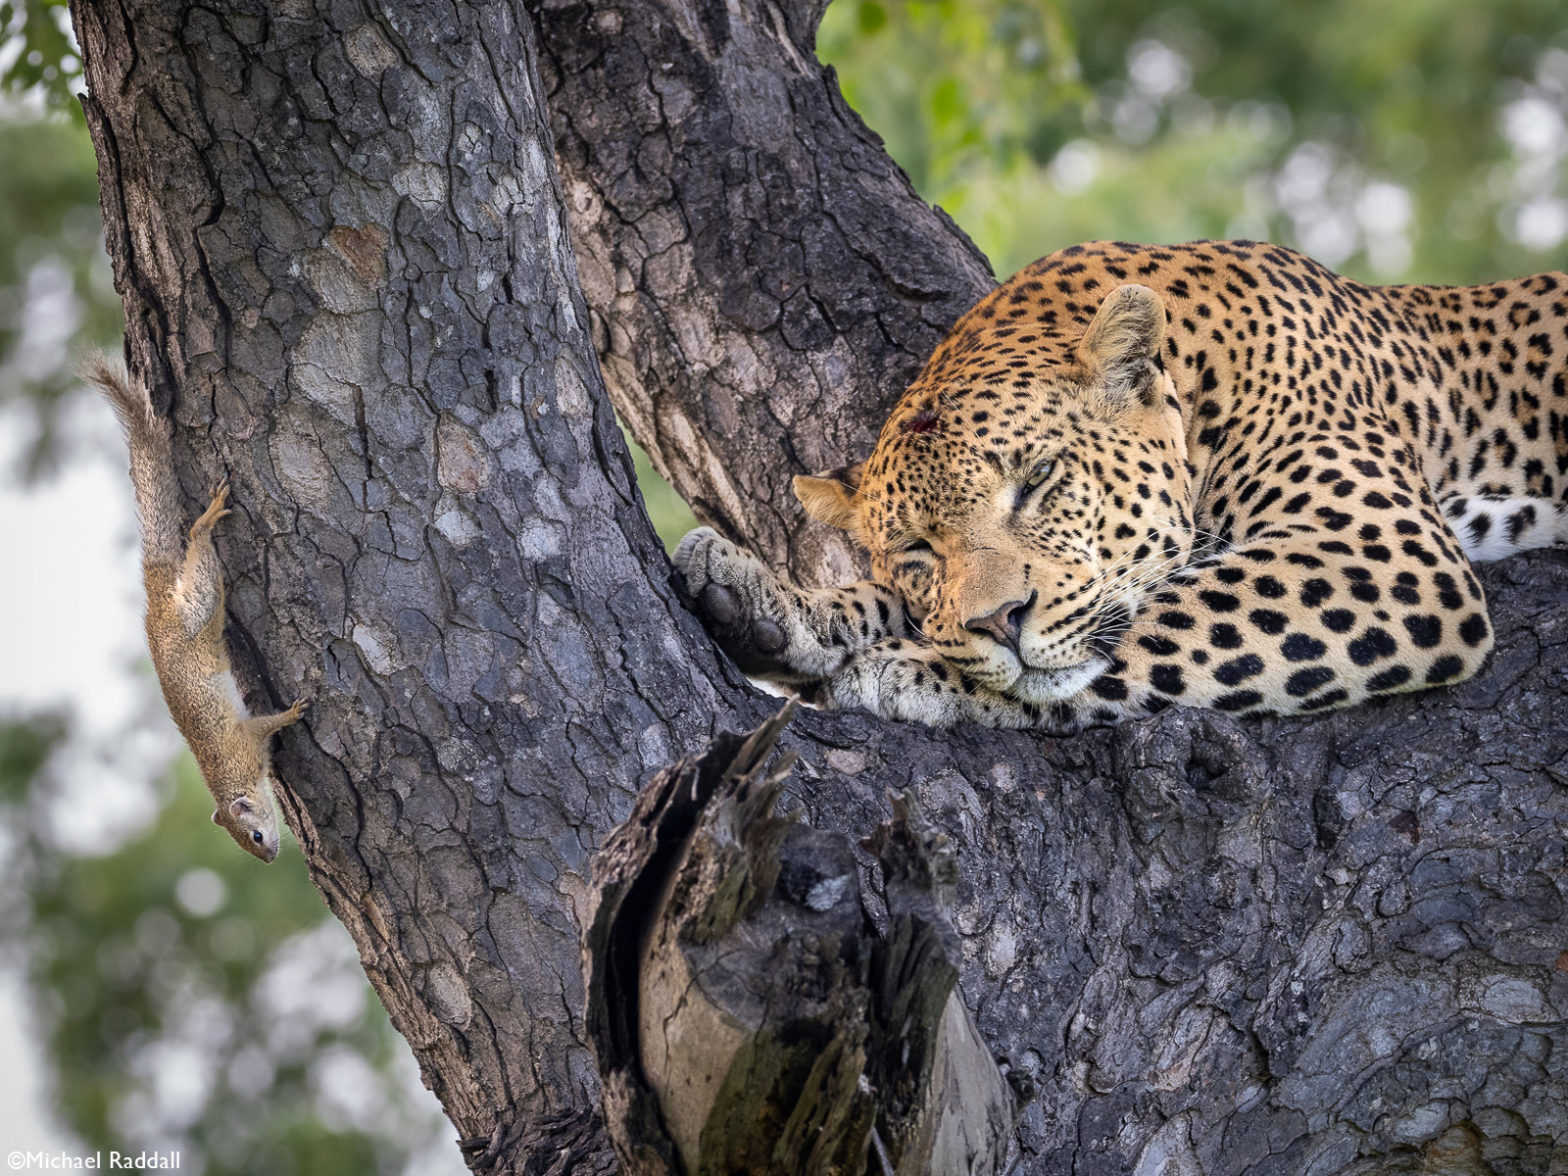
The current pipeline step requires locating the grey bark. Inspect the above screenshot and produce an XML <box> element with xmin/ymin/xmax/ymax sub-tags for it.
<box><xmin>531</xmin><ymin>0</ymin><xmax>994</xmax><ymax>586</ymax></box>
<box><xmin>72</xmin><ymin>0</ymin><xmax>741</xmax><ymax>1151</ymax></box>
<box><xmin>72</xmin><ymin>1</ymin><xmax>1568</xmax><ymax>1174</ymax></box>
<box><xmin>583</xmin><ymin>706</ymin><xmax>1013</xmax><ymax>1175</ymax></box>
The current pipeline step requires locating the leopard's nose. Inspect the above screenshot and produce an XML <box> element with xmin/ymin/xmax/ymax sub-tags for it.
<box><xmin>964</xmin><ymin>593</ymin><xmax>1035</xmax><ymax>654</ymax></box>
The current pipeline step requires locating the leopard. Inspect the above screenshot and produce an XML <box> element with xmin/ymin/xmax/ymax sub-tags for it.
<box><xmin>674</xmin><ymin>240</ymin><xmax>1568</xmax><ymax>731</ymax></box>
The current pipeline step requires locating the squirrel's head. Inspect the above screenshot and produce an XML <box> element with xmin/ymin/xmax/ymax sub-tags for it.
<box><xmin>213</xmin><ymin>789</ymin><xmax>282</xmax><ymax>863</ymax></box>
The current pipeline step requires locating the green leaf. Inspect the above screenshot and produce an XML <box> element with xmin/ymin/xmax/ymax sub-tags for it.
<box><xmin>930</xmin><ymin>77</ymin><xmax>966</xmax><ymax>126</ymax></box>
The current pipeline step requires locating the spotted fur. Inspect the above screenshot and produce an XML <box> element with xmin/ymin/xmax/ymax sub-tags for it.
<box><xmin>675</xmin><ymin>241</ymin><xmax>1568</xmax><ymax>730</ymax></box>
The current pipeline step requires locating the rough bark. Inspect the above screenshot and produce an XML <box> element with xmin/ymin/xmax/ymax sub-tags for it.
<box><xmin>72</xmin><ymin>0</ymin><xmax>747</xmax><ymax>1147</ymax></box>
<box><xmin>72</xmin><ymin>0</ymin><xmax>1568</xmax><ymax>1174</ymax></box>
<box><xmin>583</xmin><ymin>706</ymin><xmax>1013</xmax><ymax>1175</ymax></box>
<box><xmin>531</xmin><ymin>0</ymin><xmax>994</xmax><ymax>586</ymax></box>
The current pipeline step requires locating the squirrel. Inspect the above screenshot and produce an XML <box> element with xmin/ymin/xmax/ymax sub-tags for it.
<box><xmin>84</xmin><ymin>352</ymin><xmax>306</xmax><ymax>863</ymax></box>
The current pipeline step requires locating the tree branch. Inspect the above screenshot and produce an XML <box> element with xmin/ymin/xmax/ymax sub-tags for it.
<box><xmin>531</xmin><ymin>0</ymin><xmax>994</xmax><ymax>584</ymax></box>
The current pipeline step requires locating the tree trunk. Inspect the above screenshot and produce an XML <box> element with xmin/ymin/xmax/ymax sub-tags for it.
<box><xmin>71</xmin><ymin>0</ymin><xmax>747</xmax><ymax>1145</ymax></box>
<box><xmin>72</xmin><ymin>2</ymin><xmax>1568</xmax><ymax>1175</ymax></box>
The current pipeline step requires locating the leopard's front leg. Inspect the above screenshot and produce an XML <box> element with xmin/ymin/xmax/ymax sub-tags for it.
<box><xmin>1076</xmin><ymin>523</ymin><xmax>1497</xmax><ymax>721</ymax></box>
<box><xmin>824</xmin><ymin>518</ymin><xmax>1499</xmax><ymax>730</ymax></box>
<box><xmin>805</xmin><ymin>638</ymin><xmax>1057</xmax><ymax>729</ymax></box>
<box><xmin>673</xmin><ymin>527</ymin><xmax>910</xmax><ymax>683</ymax></box>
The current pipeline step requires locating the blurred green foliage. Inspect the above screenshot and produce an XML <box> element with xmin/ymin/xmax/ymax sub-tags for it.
<box><xmin>821</xmin><ymin>0</ymin><xmax>1568</xmax><ymax>285</ymax></box>
<box><xmin>2</xmin><ymin>0</ymin><xmax>1567</xmax><ymax>1167</ymax></box>
<box><xmin>0</xmin><ymin>1</ymin><xmax>76</xmax><ymax>108</ymax></box>
<box><xmin>0</xmin><ymin>113</ymin><xmax>120</xmax><ymax>477</ymax></box>
<box><xmin>626</xmin><ymin>431</ymin><xmax>697</xmax><ymax>551</ymax></box>
<box><xmin>0</xmin><ymin>718</ymin><xmax>454</xmax><ymax>1173</ymax></box>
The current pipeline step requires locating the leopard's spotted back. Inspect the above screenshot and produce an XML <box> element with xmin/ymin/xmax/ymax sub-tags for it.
<box><xmin>925</xmin><ymin>242</ymin><xmax>1566</xmax><ymax>553</ymax></box>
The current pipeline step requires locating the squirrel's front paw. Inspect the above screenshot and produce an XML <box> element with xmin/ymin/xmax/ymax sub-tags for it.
<box><xmin>672</xmin><ymin>527</ymin><xmax>840</xmax><ymax>680</ymax></box>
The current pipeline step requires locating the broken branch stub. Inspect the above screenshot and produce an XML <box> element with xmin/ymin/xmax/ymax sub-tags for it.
<box><xmin>583</xmin><ymin>706</ymin><xmax>1015</xmax><ymax>1174</ymax></box>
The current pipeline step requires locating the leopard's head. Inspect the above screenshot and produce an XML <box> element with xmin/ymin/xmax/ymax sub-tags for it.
<box><xmin>795</xmin><ymin>284</ymin><xmax>1195</xmax><ymax>704</ymax></box>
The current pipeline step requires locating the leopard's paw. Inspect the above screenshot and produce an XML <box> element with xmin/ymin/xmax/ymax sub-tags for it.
<box><xmin>801</xmin><ymin>646</ymin><xmax>997</xmax><ymax>727</ymax></box>
<box><xmin>672</xmin><ymin>528</ymin><xmax>844</xmax><ymax>680</ymax></box>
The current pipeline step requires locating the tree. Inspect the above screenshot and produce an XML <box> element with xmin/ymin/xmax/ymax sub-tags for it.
<box><xmin>67</xmin><ymin>1</ymin><xmax>1568</xmax><ymax>1173</ymax></box>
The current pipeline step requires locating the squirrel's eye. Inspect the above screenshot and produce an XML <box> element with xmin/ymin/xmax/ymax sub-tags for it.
<box><xmin>1024</xmin><ymin>459</ymin><xmax>1055</xmax><ymax>489</ymax></box>
<box><xmin>252</xmin><ymin>831</ymin><xmax>264</xmax><ymax>844</ymax></box>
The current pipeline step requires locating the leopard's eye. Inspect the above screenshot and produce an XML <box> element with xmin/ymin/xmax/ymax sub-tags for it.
<box><xmin>1015</xmin><ymin>458</ymin><xmax>1061</xmax><ymax>511</ymax></box>
<box><xmin>899</xmin><ymin>538</ymin><xmax>934</xmax><ymax>556</ymax></box>
<box><xmin>1024</xmin><ymin>458</ymin><xmax>1055</xmax><ymax>489</ymax></box>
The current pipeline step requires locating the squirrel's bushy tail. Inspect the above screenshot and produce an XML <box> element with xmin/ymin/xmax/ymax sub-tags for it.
<box><xmin>81</xmin><ymin>351</ymin><xmax>183</xmax><ymax>569</ymax></box>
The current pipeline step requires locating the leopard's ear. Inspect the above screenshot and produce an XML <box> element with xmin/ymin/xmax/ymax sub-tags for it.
<box><xmin>1078</xmin><ymin>284</ymin><xmax>1167</xmax><ymax>408</ymax></box>
<box><xmin>793</xmin><ymin>462</ymin><xmax>865</xmax><ymax>531</ymax></box>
